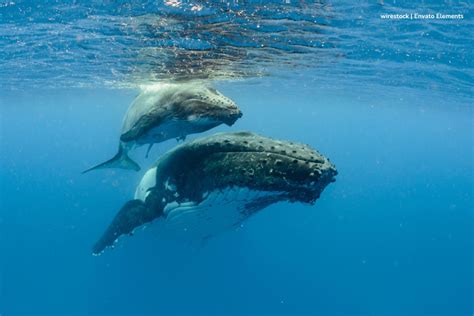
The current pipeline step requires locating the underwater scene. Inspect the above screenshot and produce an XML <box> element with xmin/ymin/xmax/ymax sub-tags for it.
<box><xmin>0</xmin><ymin>1</ymin><xmax>473</xmax><ymax>315</ymax></box>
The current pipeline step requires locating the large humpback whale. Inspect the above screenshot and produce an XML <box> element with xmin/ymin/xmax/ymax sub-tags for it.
<box><xmin>92</xmin><ymin>131</ymin><xmax>337</xmax><ymax>255</ymax></box>
<box><xmin>83</xmin><ymin>83</ymin><xmax>242</xmax><ymax>173</ymax></box>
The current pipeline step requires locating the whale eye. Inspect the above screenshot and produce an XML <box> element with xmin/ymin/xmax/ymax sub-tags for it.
<box><xmin>208</xmin><ymin>87</ymin><xmax>218</xmax><ymax>95</ymax></box>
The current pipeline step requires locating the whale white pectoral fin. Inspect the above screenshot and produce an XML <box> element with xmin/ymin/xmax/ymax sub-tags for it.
<box><xmin>82</xmin><ymin>144</ymin><xmax>140</xmax><ymax>174</ymax></box>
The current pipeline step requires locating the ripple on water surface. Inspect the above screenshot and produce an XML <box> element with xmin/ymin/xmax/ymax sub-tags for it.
<box><xmin>0</xmin><ymin>0</ymin><xmax>471</xmax><ymax>99</ymax></box>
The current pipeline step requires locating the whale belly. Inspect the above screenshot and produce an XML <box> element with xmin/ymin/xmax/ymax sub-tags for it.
<box><xmin>159</xmin><ymin>187</ymin><xmax>284</xmax><ymax>240</ymax></box>
<box><xmin>137</xmin><ymin>118</ymin><xmax>218</xmax><ymax>144</ymax></box>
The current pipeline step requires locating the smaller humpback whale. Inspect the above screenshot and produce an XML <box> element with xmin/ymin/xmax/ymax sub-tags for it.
<box><xmin>92</xmin><ymin>131</ymin><xmax>337</xmax><ymax>255</ymax></box>
<box><xmin>82</xmin><ymin>83</ymin><xmax>242</xmax><ymax>173</ymax></box>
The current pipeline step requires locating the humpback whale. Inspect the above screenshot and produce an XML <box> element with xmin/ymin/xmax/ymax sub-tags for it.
<box><xmin>83</xmin><ymin>83</ymin><xmax>242</xmax><ymax>173</ymax></box>
<box><xmin>92</xmin><ymin>131</ymin><xmax>337</xmax><ymax>255</ymax></box>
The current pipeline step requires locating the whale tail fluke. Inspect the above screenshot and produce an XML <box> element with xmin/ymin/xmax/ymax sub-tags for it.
<box><xmin>82</xmin><ymin>144</ymin><xmax>140</xmax><ymax>174</ymax></box>
<box><xmin>92</xmin><ymin>199</ymin><xmax>159</xmax><ymax>255</ymax></box>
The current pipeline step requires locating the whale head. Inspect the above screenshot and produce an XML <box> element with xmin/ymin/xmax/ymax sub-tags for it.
<box><xmin>159</xmin><ymin>131</ymin><xmax>337</xmax><ymax>204</ymax></box>
<box><xmin>166</xmin><ymin>83</ymin><xmax>242</xmax><ymax>126</ymax></box>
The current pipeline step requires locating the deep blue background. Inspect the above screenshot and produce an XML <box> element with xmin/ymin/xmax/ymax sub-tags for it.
<box><xmin>0</xmin><ymin>79</ymin><xmax>472</xmax><ymax>315</ymax></box>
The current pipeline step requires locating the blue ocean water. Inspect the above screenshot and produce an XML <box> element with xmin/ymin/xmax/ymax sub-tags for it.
<box><xmin>0</xmin><ymin>1</ymin><xmax>473</xmax><ymax>315</ymax></box>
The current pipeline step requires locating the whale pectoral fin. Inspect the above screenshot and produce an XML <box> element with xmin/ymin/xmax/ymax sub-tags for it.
<box><xmin>92</xmin><ymin>199</ymin><xmax>158</xmax><ymax>255</ymax></box>
<box><xmin>121</xmin><ymin>114</ymin><xmax>164</xmax><ymax>143</ymax></box>
<box><xmin>82</xmin><ymin>144</ymin><xmax>140</xmax><ymax>174</ymax></box>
